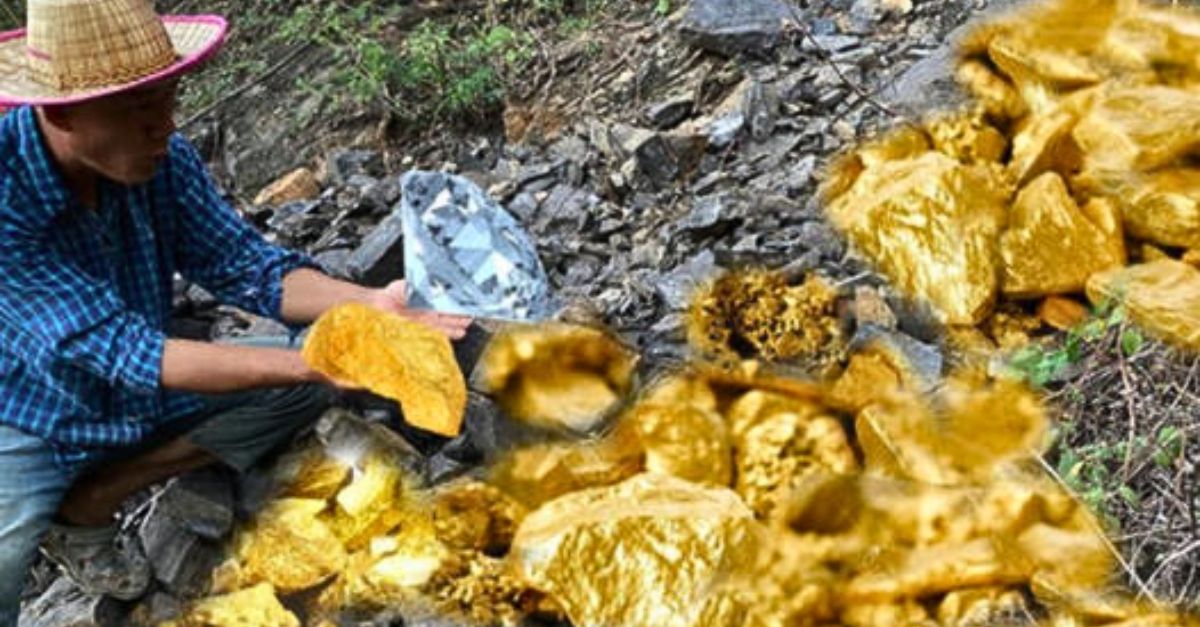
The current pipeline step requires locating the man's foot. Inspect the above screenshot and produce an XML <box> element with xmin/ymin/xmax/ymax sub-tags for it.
<box><xmin>40</xmin><ymin>522</ymin><xmax>150</xmax><ymax>600</ymax></box>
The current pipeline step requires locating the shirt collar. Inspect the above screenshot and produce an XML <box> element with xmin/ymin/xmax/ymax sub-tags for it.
<box><xmin>13</xmin><ymin>106</ymin><xmax>74</xmax><ymax>221</ymax></box>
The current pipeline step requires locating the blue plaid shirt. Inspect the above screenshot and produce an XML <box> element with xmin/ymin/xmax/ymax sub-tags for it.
<box><xmin>0</xmin><ymin>106</ymin><xmax>315</xmax><ymax>470</ymax></box>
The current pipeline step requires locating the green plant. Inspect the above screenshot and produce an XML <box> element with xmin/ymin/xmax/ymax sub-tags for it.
<box><xmin>654</xmin><ymin>0</ymin><xmax>672</xmax><ymax>16</ymax></box>
<box><xmin>1007</xmin><ymin>303</ymin><xmax>1127</xmax><ymax>388</ymax></box>
<box><xmin>258</xmin><ymin>0</ymin><xmax>607</xmax><ymax>128</ymax></box>
<box><xmin>1054</xmin><ymin>423</ymin><xmax>1184</xmax><ymax>530</ymax></box>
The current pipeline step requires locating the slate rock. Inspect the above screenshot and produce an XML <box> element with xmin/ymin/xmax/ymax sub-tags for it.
<box><xmin>156</xmin><ymin>468</ymin><xmax>234</xmax><ymax>540</ymax></box>
<box><xmin>138</xmin><ymin>505</ymin><xmax>221</xmax><ymax>597</ymax></box>
<box><xmin>347</xmin><ymin>212</ymin><xmax>405</xmax><ymax>288</ymax></box>
<box><xmin>850</xmin><ymin>324</ymin><xmax>944</xmax><ymax>388</ymax></box>
<box><xmin>679</xmin><ymin>0</ymin><xmax>795</xmax><ymax>57</ymax></box>
<box><xmin>656</xmin><ymin>250</ymin><xmax>718</xmax><ymax>310</ymax></box>
<box><xmin>328</xmin><ymin>149</ymin><xmax>385</xmax><ymax>185</ymax></box>
<box><xmin>18</xmin><ymin>577</ymin><xmax>126</xmax><ymax>627</ymax></box>
<box><xmin>644</xmin><ymin>97</ymin><xmax>695</xmax><ymax>130</ymax></box>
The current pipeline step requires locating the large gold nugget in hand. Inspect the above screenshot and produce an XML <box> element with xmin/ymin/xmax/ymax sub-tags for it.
<box><xmin>302</xmin><ymin>303</ymin><xmax>467</xmax><ymax>437</ymax></box>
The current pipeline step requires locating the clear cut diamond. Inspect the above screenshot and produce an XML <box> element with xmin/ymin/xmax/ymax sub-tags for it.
<box><xmin>400</xmin><ymin>171</ymin><xmax>554</xmax><ymax>321</ymax></box>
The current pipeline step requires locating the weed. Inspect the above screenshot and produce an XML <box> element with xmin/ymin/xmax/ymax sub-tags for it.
<box><xmin>257</xmin><ymin>0</ymin><xmax>606</xmax><ymax>129</ymax></box>
<box><xmin>1006</xmin><ymin>302</ymin><xmax>1127</xmax><ymax>388</ymax></box>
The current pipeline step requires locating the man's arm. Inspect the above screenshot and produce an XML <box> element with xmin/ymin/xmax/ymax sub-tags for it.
<box><xmin>156</xmin><ymin>270</ymin><xmax>472</xmax><ymax>395</ymax></box>
<box><xmin>160</xmin><ymin>340</ymin><xmax>321</xmax><ymax>394</ymax></box>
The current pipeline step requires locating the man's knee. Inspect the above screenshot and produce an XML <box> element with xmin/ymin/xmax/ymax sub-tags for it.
<box><xmin>186</xmin><ymin>384</ymin><xmax>334</xmax><ymax>473</ymax></box>
<box><xmin>0</xmin><ymin>428</ymin><xmax>70</xmax><ymax>625</ymax></box>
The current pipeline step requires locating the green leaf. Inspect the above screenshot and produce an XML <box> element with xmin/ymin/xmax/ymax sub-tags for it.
<box><xmin>1118</xmin><ymin>485</ymin><xmax>1140</xmax><ymax>508</ymax></box>
<box><xmin>1120</xmin><ymin>328</ymin><xmax>1145</xmax><ymax>356</ymax></box>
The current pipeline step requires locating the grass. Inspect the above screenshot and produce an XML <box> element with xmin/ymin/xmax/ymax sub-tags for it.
<box><xmin>1015</xmin><ymin>305</ymin><xmax>1200</xmax><ymax>605</ymax></box>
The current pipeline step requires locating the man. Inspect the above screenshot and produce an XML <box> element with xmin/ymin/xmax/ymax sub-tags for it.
<box><xmin>0</xmin><ymin>0</ymin><xmax>470</xmax><ymax>621</ymax></box>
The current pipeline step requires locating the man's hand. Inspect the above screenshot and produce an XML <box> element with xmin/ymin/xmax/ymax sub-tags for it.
<box><xmin>370</xmin><ymin>280</ymin><xmax>472</xmax><ymax>340</ymax></box>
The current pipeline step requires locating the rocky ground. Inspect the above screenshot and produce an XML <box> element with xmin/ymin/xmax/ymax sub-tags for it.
<box><xmin>14</xmin><ymin>0</ymin><xmax>1200</xmax><ymax>624</ymax></box>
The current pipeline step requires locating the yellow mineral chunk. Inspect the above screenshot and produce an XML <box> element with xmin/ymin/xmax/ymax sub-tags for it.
<box><xmin>1107</xmin><ymin>6</ymin><xmax>1200</xmax><ymax>84</ymax></box>
<box><xmin>826</xmin><ymin>151</ymin><xmax>1009</xmax><ymax>325</ymax></box>
<box><xmin>687</xmin><ymin>271</ymin><xmax>844</xmax><ymax>370</ymax></box>
<box><xmin>856</xmin><ymin>377</ymin><xmax>1046</xmax><ymax>485</ymax></box>
<box><xmin>925</xmin><ymin>111</ymin><xmax>1008</xmax><ymax>164</ymax></box>
<box><xmin>841</xmin><ymin>601</ymin><xmax>930</xmax><ymax>627</ymax></box>
<box><xmin>984</xmin><ymin>303</ymin><xmax>1045</xmax><ymax>349</ymax></box>
<box><xmin>275</xmin><ymin>445</ymin><xmax>351</xmax><ymax>501</ymax></box>
<box><xmin>734</xmin><ymin>399</ymin><xmax>858</xmax><ymax>517</ymax></box>
<box><xmin>253</xmin><ymin>167</ymin><xmax>320</xmax><ymax>207</ymax></box>
<box><xmin>480</xmin><ymin>323</ymin><xmax>636</xmax><ymax>433</ymax></box>
<box><xmin>178</xmin><ymin>582</ymin><xmax>300</xmax><ymax>627</ymax></box>
<box><xmin>845</xmin><ymin>537</ymin><xmax>1027</xmax><ymax>602</ymax></box>
<box><xmin>510</xmin><ymin>473</ymin><xmax>758</xmax><ymax>627</ymax></box>
<box><xmin>236</xmin><ymin>498</ymin><xmax>347</xmax><ymax>593</ymax></box>
<box><xmin>427</xmin><ymin>550</ymin><xmax>539</xmax><ymax>625</ymax></box>
<box><xmin>989</xmin><ymin>33</ymin><xmax>1103</xmax><ymax>89</ymax></box>
<box><xmin>302</xmin><ymin>303</ymin><xmax>466</xmax><ymax>436</ymax></box>
<box><xmin>1019</xmin><ymin>522</ymin><xmax>1116</xmax><ymax>596</ymax></box>
<box><xmin>1125</xmin><ymin>168</ymin><xmax>1200</xmax><ymax>250</ymax></box>
<box><xmin>1087</xmin><ymin>260</ymin><xmax>1200</xmax><ymax>350</ymax></box>
<box><xmin>431</xmin><ymin>479</ymin><xmax>526</xmax><ymax>554</ymax></box>
<box><xmin>1000</xmin><ymin>172</ymin><xmax>1126</xmax><ymax>298</ymax></box>
<box><xmin>937</xmin><ymin>587</ymin><xmax>1028</xmax><ymax>625</ymax></box>
<box><xmin>489</xmin><ymin>421</ymin><xmax>644</xmax><ymax>508</ymax></box>
<box><xmin>819</xmin><ymin>125</ymin><xmax>931</xmax><ymax>201</ymax></box>
<box><xmin>629</xmin><ymin>403</ymin><xmax>732</xmax><ymax>486</ymax></box>
<box><xmin>955</xmin><ymin>59</ymin><xmax>1027</xmax><ymax>121</ymax></box>
<box><xmin>1073</xmin><ymin>86</ymin><xmax>1200</xmax><ymax>174</ymax></box>
<box><xmin>1008</xmin><ymin>103</ymin><xmax>1084</xmax><ymax>186</ymax></box>
<box><xmin>1039</xmin><ymin>295</ymin><xmax>1091</xmax><ymax>330</ymax></box>
<box><xmin>827</xmin><ymin>352</ymin><xmax>903</xmax><ymax>414</ymax></box>
<box><xmin>323</xmin><ymin>451</ymin><xmax>411</xmax><ymax>551</ymax></box>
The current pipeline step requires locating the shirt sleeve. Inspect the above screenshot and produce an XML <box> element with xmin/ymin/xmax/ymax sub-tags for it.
<box><xmin>0</xmin><ymin>219</ymin><xmax>164</xmax><ymax>395</ymax></box>
<box><xmin>168</xmin><ymin>136</ymin><xmax>318</xmax><ymax>321</ymax></box>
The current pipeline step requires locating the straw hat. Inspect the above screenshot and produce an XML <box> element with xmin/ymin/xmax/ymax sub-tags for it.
<box><xmin>0</xmin><ymin>0</ymin><xmax>227</xmax><ymax>106</ymax></box>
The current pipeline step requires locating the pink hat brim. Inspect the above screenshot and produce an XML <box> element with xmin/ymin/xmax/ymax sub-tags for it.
<box><xmin>0</xmin><ymin>15</ymin><xmax>227</xmax><ymax>107</ymax></box>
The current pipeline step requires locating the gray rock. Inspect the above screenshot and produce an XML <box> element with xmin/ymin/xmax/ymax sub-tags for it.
<box><xmin>138</xmin><ymin>502</ymin><xmax>221</xmax><ymax>597</ymax></box>
<box><xmin>535</xmin><ymin>185</ymin><xmax>598</xmax><ymax>234</ymax></box>
<box><xmin>18</xmin><ymin>577</ymin><xmax>125</xmax><ymax>627</ymax></box>
<box><xmin>315</xmin><ymin>409</ymin><xmax>426</xmax><ymax>480</ymax></box>
<box><xmin>778</xmin><ymin>249</ymin><xmax>823</xmax><ymax>282</ymax></box>
<box><xmin>674</xmin><ymin>193</ymin><xmax>743</xmax><ymax>239</ymax></box>
<box><xmin>328</xmin><ymin>149</ymin><xmax>385</xmax><ymax>185</ymax></box>
<box><xmin>128</xmin><ymin>592</ymin><xmax>183</xmax><ymax>626</ymax></box>
<box><xmin>347</xmin><ymin>213</ymin><xmax>405</xmax><ymax>287</ymax></box>
<box><xmin>853</xmin><ymin>285</ymin><xmax>897</xmax><ymax>330</ymax></box>
<box><xmin>850</xmin><ymin>324</ymin><xmax>943</xmax><ymax>388</ymax></box>
<box><xmin>313</xmin><ymin>247</ymin><xmax>354</xmax><ymax>279</ymax></box>
<box><xmin>656</xmin><ymin>250</ymin><xmax>718</xmax><ymax>310</ymax></box>
<box><xmin>797</xmin><ymin>221</ymin><xmax>845</xmax><ymax>259</ymax></box>
<box><xmin>644</xmin><ymin>96</ymin><xmax>695</xmax><ymax>130</ymax></box>
<box><xmin>707</xmin><ymin>113</ymin><xmax>745</xmax><ymax>148</ymax></box>
<box><xmin>156</xmin><ymin>469</ymin><xmax>234</xmax><ymax>541</ymax></box>
<box><xmin>679</xmin><ymin>0</ymin><xmax>795</xmax><ymax>57</ymax></box>
<box><xmin>507</xmin><ymin>192</ymin><xmax>540</xmax><ymax>223</ymax></box>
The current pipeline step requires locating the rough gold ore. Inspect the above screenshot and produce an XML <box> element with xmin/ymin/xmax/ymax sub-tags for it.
<box><xmin>818</xmin><ymin>0</ymin><xmax>1200</xmax><ymax>353</ymax></box>
<box><xmin>302</xmin><ymin>303</ymin><xmax>466</xmax><ymax>436</ymax></box>
<box><xmin>823</xmin><ymin>150</ymin><xmax>1009</xmax><ymax>325</ymax></box>
<box><xmin>1087</xmin><ymin>259</ymin><xmax>1200</xmax><ymax>350</ymax></box>
<box><xmin>480</xmin><ymin>323</ymin><xmax>636</xmax><ymax>433</ymax></box>
<box><xmin>510</xmin><ymin>473</ymin><xmax>758</xmax><ymax>627</ymax></box>
<box><xmin>686</xmin><ymin>270</ymin><xmax>844</xmax><ymax>369</ymax></box>
<box><xmin>1000</xmin><ymin>172</ymin><xmax>1125</xmax><ymax>298</ymax></box>
<box><xmin>170</xmin><ymin>582</ymin><xmax>300</xmax><ymax>627</ymax></box>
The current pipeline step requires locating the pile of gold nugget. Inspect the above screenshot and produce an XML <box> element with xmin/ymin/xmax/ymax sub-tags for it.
<box><xmin>163</xmin><ymin>298</ymin><xmax>1192</xmax><ymax>626</ymax></box>
<box><xmin>823</xmin><ymin>0</ymin><xmax>1200</xmax><ymax>350</ymax></box>
<box><xmin>159</xmin><ymin>0</ymin><xmax>1200</xmax><ymax>624</ymax></box>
